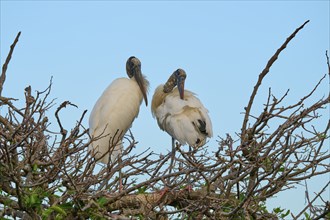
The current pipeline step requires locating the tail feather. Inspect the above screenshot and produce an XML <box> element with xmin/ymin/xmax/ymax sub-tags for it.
<box><xmin>197</xmin><ymin>119</ymin><xmax>208</xmax><ymax>135</ymax></box>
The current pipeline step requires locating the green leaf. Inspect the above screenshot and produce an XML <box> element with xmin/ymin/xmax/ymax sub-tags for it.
<box><xmin>50</xmin><ymin>205</ymin><xmax>67</xmax><ymax>216</ymax></box>
<box><xmin>97</xmin><ymin>197</ymin><xmax>108</xmax><ymax>207</ymax></box>
<box><xmin>317</xmin><ymin>133</ymin><xmax>326</xmax><ymax>140</ymax></box>
<box><xmin>42</xmin><ymin>205</ymin><xmax>67</xmax><ymax>220</ymax></box>
<box><xmin>59</xmin><ymin>202</ymin><xmax>74</xmax><ymax>210</ymax></box>
<box><xmin>3</xmin><ymin>198</ymin><xmax>13</xmax><ymax>206</ymax></box>
<box><xmin>281</xmin><ymin>209</ymin><xmax>290</xmax><ymax>218</ymax></box>
<box><xmin>278</xmin><ymin>167</ymin><xmax>285</xmax><ymax>172</ymax></box>
<box><xmin>42</xmin><ymin>208</ymin><xmax>54</xmax><ymax>220</ymax></box>
<box><xmin>24</xmin><ymin>193</ymin><xmax>42</xmax><ymax>208</ymax></box>
<box><xmin>273</xmin><ymin>207</ymin><xmax>283</xmax><ymax>213</ymax></box>
<box><xmin>326</xmin><ymin>212</ymin><xmax>330</xmax><ymax>218</ymax></box>
<box><xmin>30</xmin><ymin>194</ymin><xmax>39</xmax><ymax>205</ymax></box>
<box><xmin>32</xmin><ymin>163</ymin><xmax>38</xmax><ymax>172</ymax></box>
<box><xmin>67</xmin><ymin>189</ymin><xmax>76</xmax><ymax>195</ymax></box>
<box><xmin>238</xmin><ymin>193</ymin><xmax>246</xmax><ymax>202</ymax></box>
<box><xmin>304</xmin><ymin>212</ymin><xmax>311</xmax><ymax>220</ymax></box>
<box><xmin>137</xmin><ymin>186</ymin><xmax>147</xmax><ymax>194</ymax></box>
<box><xmin>57</xmin><ymin>187</ymin><xmax>65</xmax><ymax>193</ymax></box>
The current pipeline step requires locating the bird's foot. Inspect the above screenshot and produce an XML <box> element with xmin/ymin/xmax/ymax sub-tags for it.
<box><xmin>175</xmin><ymin>141</ymin><xmax>182</xmax><ymax>150</ymax></box>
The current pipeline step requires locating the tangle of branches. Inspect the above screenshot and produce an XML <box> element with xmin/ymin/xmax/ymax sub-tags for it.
<box><xmin>0</xmin><ymin>20</ymin><xmax>329</xmax><ymax>219</ymax></box>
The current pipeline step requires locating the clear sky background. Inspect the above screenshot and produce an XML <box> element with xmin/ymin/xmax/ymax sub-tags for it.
<box><xmin>1</xmin><ymin>0</ymin><xmax>329</xmax><ymax>216</ymax></box>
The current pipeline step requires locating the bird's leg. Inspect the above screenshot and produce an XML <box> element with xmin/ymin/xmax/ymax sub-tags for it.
<box><xmin>115</xmin><ymin>140</ymin><xmax>123</xmax><ymax>193</ymax></box>
<box><xmin>118</xmin><ymin>155</ymin><xmax>123</xmax><ymax>192</ymax></box>
<box><xmin>169</xmin><ymin>137</ymin><xmax>176</xmax><ymax>174</ymax></box>
<box><xmin>186</xmin><ymin>145</ymin><xmax>193</xmax><ymax>191</ymax></box>
<box><xmin>189</xmin><ymin>145</ymin><xmax>192</xmax><ymax>153</ymax></box>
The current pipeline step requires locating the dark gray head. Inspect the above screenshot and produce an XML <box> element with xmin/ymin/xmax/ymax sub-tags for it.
<box><xmin>126</xmin><ymin>56</ymin><xmax>148</xmax><ymax>106</ymax></box>
<box><xmin>163</xmin><ymin>68</ymin><xmax>186</xmax><ymax>99</ymax></box>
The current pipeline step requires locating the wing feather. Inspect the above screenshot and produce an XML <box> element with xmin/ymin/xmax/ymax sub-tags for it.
<box><xmin>89</xmin><ymin>78</ymin><xmax>144</xmax><ymax>163</ymax></box>
<box><xmin>152</xmin><ymin>86</ymin><xmax>213</xmax><ymax>148</ymax></box>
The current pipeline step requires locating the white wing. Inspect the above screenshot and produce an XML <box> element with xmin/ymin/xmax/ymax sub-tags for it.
<box><xmin>89</xmin><ymin>77</ymin><xmax>144</xmax><ymax>163</ymax></box>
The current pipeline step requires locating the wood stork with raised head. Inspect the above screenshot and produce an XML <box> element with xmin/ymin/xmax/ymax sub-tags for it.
<box><xmin>89</xmin><ymin>56</ymin><xmax>149</xmax><ymax>165</ymax></box>
<box><xmin>151</xmin><ymin>68</ymin><xmax>213</xmax><ymax>168</ymax></box>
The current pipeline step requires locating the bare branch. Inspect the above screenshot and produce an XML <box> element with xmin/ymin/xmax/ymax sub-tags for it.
<box><xmin>241</xmin><ymin>20</ymin><xmax>310</xmax><ymax>139</ymax></box>
<box><xmin>294</xmin><ymin>181</ymin><xmax>330</xmax><ymax>219</ymax></box>
<box><xmin>0</xmin><ymin>32</ymin><xmax>21</xmax><ymax>96</ymax></box>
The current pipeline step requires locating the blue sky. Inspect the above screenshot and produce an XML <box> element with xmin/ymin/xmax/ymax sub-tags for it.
<box><xmin>1</xmin><ymin>1</ymin><xmax>329</xmax><ymax>216</ymax></box>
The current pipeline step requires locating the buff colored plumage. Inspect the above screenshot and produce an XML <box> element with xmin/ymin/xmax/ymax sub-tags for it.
<box><xmin>151</xmin><ymin>69</ymin><xmax>212</xmax><ymax>149</ymax></box>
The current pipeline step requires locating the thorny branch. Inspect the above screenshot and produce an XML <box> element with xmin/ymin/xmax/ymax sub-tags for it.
<box><xmin>1</xmin><ymin>21</ymin><xmax>329</xmax><ymax>219</ymax></box>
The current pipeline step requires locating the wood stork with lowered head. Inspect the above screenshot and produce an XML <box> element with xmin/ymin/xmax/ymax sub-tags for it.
<box><xmin>89</xmin><ymin>56</ymin><xmax>149</xmax><ymax>165</ymax></box>
<box><xmin>151</xmin><ymin>69</ymin><xmax>212</xmax><ymax>168</ymax></box>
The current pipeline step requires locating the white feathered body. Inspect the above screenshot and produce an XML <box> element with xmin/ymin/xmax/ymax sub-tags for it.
<box><xmin>151</xmin><ymin>85</ymin><xmax>213</xmax><ymax>148</ymax></box>
<box><xmin>89</xmin><ymin>77</ymin><xmax>145</xmax><ymax>164</ymax></box>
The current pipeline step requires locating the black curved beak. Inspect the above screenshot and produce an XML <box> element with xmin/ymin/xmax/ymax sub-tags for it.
<box><xmin>177</xmin><ymin>75</ymin><xmax>185</xmax><ymax>100</ymax></box>
<box><xmin>133</xmin><ymin>67</ymin><xmax>148</xmax><ymax>106</ymax></box>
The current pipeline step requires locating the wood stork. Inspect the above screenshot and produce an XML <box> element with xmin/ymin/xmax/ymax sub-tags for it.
<box><xmin>89</xmin><ymin>56</ymin><xmax>149</xmax><ymax>165</ymax></box>
<box><xmin>151</xmin><ymin>68</ymin><xmax>213</xmax><ymax>168</ymax></box>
